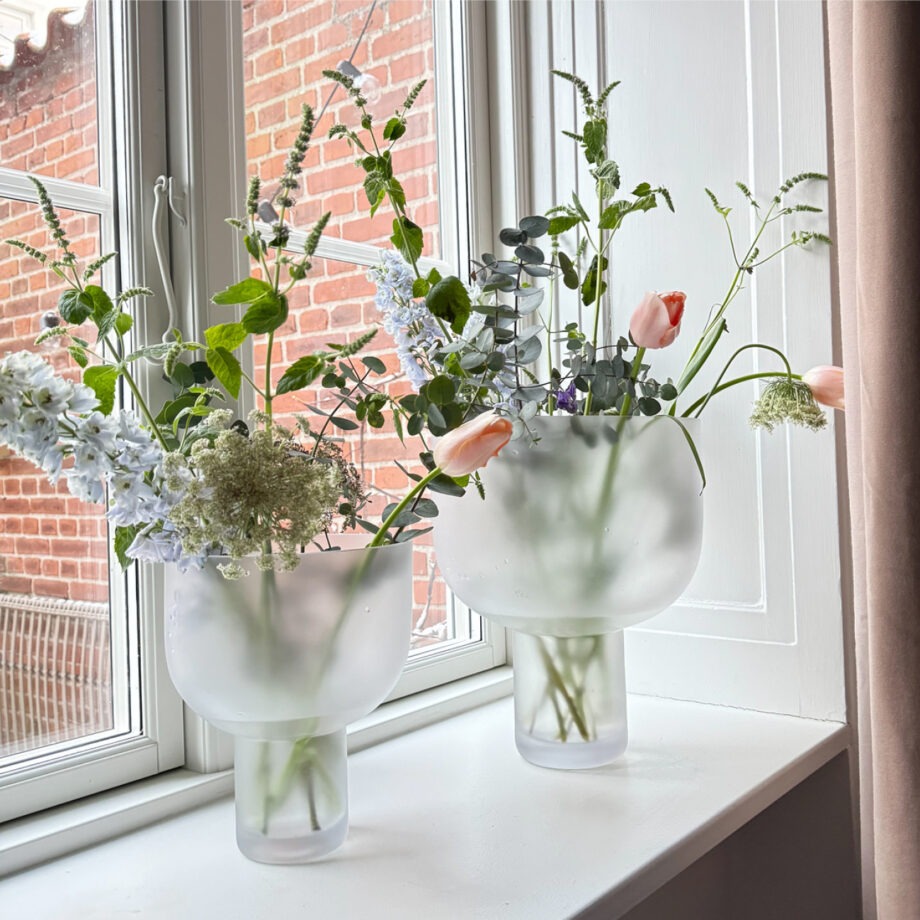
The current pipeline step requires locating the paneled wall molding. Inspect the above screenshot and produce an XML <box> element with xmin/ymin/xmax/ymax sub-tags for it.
<box><xmin>494</xmin><ymin>0</ymin><xmax>844</xmax><ymax>720</ymax></box>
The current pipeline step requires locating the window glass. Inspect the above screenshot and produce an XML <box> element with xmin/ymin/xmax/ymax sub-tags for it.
<box><xmin>0</xmin><ymin>0</ymin><xmax>98</xmax><ymax>184</ymax></box>
<box><xmin>240</xmin><ymin>2</ymin><xmax>477</xmax><ymax>658</ymax></box>
<box><xmin>241</xmin><ymin>0</ymin><xmax>441</xmax><ymax>256</ymax></box>
<box><xmin>0</xmin><ymin>200</ymin><xmax>115</xmax><ymax>762</ymax></box>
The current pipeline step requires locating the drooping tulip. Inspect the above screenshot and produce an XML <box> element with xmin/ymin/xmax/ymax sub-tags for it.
<box><xmin>802</xmin><ymin>365</ymin><xmax>845</xmax><ymax>410</ymax></box>
<box><xmin>628</xmin><ymin>291</ymin><xmax>686</xmax><ymax>349</ymax></box>
<box><xmin>433</xmin><ymin>411</ymin><xmax>514</xmax><ymax>477</ymax></box>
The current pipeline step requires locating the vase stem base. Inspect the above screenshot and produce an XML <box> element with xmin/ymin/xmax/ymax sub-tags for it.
<box><xmin>515</xmin><ymin>727</ymin><xmax>627</xmax><ymax>770</ymax></box>
<box><xmin>236</xmin><ymin>810</ymin><xmax>349</xmax><ymax>864</ymax></box>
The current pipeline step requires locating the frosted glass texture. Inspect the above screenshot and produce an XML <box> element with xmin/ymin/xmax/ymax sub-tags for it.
<box><xmin>164</xmin><ymin>539</ymin><xmax>413</xmax><ymax>739</ymax></box>
<box><xmin>434</xmin><ymin>416</ymin><xmax>704</xmax><ymax>635</ymax></box>
<box><xmin>513</xmin><ymin>631</ymin><xmax>628</xmax><ymax>770</ymax></box>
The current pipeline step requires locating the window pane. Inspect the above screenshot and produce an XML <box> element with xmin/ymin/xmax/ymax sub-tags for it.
<box><xmin>0</xmin><ymin>1</ymin><xmax>98</xmax><ymax>184</ymax></box>
<box><xmin>263</xmin><ymin>257</ymin><xmax>478</xmax><ymax>652</ymax></box>
<box><xmin>242</xmin><ymin>0</ymin><xmax>441</xmax><ymax>257</ymax></box>
<box><xmin>0</xmin><ymin>199</ymin><xmax>116</xmax><ymax>761</ymax></box>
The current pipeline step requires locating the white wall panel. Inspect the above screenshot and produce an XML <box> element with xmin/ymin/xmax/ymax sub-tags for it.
<box><xmin>513</xmin><ymin>0</ymin><xmax>844</xmax><ymax>719</ymax></box>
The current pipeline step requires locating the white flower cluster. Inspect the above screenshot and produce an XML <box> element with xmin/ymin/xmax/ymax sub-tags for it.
<box><xmin>368</xmin><ymin>251</ymin><xmax>442</xmax><ymax>390</ymax></box>
<box><xmin>0</xmin><ymin>350</ymin><xmax>201</xmax><ymax>571</ymax></box>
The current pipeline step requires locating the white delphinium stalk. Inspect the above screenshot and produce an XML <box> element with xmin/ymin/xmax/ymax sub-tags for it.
<box><xmin>368</xmin><ymin>251</ymin><xmax>443</xmax><ymax>390</ymax></box>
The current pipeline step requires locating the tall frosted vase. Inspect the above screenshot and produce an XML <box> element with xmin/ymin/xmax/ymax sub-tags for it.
<box><xmin>164</xmin><ymin>539</ymin><xmax>412</xmax><ymax>862</ymax></box>
<box><xmin>434</xmin><ymin>416</ymin><xmax>703</xmax><ymax>769</ymax></box>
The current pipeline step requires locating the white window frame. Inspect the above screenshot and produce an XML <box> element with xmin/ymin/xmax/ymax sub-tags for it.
<box><xmin>0</xmin><ymin>0</ymin><xmax>185</xmax><ymax>821</ymax></box>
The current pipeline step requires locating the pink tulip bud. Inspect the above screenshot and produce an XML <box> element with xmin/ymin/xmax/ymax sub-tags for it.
<box><xmin>802</xmin><ymin>365</ymin><xmax>845</xmax><ymax>410</ymax></box>
<box><xmin>433</xmin><ymin>412</ymin><xmax>514</xmax><ymax>477</ymax></box>
<box><xmin>629</xmin><ymin>291</ymin><xmax>686</xmax><ymax>349</ymax></box>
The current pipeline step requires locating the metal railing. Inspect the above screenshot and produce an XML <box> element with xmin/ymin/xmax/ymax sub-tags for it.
<box><xmin>0</xmin><ymin>593</ymin><xmax>112</xmax><ymax>757</ymax></box>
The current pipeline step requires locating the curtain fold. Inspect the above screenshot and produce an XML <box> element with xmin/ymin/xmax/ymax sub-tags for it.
<box><xmin>826</xmin><ymin>3</ymin><xmax>920</xmax><ymax>918</ymax></box>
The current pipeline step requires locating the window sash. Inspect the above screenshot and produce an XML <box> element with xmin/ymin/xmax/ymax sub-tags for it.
<box><xmin>0</xmin><ymin>0</ymin><xmax>184</xmax><ymax>821</ymax></box>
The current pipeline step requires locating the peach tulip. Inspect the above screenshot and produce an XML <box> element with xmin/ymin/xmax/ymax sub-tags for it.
<box><xmin>629</xmin><ymin>290</ymin><xmax>686</xmax><ymax>349</ymax></box>
<box><xmin>802</xmin><ymin>365</ymin><xmax>845</xmax><ymax>410</ymax></box>
<box><xmin>433</xmin><ymin>412</ymin><xmax>514</xmax><ymax>477</ymax></box>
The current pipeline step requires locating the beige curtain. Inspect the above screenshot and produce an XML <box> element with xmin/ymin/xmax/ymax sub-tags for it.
<box><xmin>826</xmin><ymin>3</ymin><xmax>920</xmax><ymax>918</ymax></box>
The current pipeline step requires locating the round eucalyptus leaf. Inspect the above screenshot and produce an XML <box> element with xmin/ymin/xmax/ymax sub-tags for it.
<box><xmin>499</xmin><ymin>227</ymin><xmax>526</xmax><ymax>246</ymax></box>
<box><xmin>486</xmin><ymin>351</ymin><xmax>506</xmax><ymax>371</ymax></box>
<box><xmin>491</xmin><ymin>260</ymin><xmax>521</xmax><ymax>276</ymax></box>
<box><xmin>660</xmin><ymin>382</ymin><xmax>678</xmax><ymax>401</ymax></box>
<box><xmin>638</xmin><ymin>396</ymin><xmax>661</xmax><ymax>416</ymax></box>
<box><xmin>522</xmin><ymin>264</ymin><xmax>553</xmax><ymax>278</ymax></box>
<box><xmin>519</xmin><ymin>215</ymin><xmax>550</xmax><ymax>238</ymax></box>
<box><xmin>516</xmin><ymin>290</ymin><xmax>545</xmax><ymax>316</ymax></box>
<box><xmin>515</xmin><ymin>243</ymin><xmax>545</xmax><ymax>264</ymax></box>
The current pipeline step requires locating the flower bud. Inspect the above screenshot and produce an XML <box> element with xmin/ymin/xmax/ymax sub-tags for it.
<box><xmin>433</xmin><ymin>412</ymin><xmax>513</xmax><ymax>477</ymax></box>
<box><xmin>629</xmin><ymin>290</ymin><xmax>686</xmax><ymax>349</ymax></box>
<box><xmin>802</xmin><ymin>365</ymin><xmax>844</xmax><ymax>411</ymax></box>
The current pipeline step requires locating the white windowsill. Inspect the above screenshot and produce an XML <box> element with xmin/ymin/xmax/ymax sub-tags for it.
<box><xmin>0</xmin><ymin>667</ymin><xmax>513</xmax><ymax>876</ymax></box>
<box><xmin>2</xmin><ymin>692</ymin><xmax>847</xmax><ymax>918</ymax></box>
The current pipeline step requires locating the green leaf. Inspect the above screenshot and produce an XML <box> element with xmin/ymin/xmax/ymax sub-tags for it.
<box><xmin>170</xmin><ymin>361</ymin><xmax>195</xmax><ymax>388</ymax></box>
<box><xmin>426</xmin><ymin>276</ymin><xmax>471</xmax><ymax>334</ymax></box>
<box><xmin>68</xmin><ymin>346</ymin><xmax>88</xmax><ymax>368</ymax></box>
<box><xmin>557</xmin><ymin>251</ymin><xmax>579</xmax><ymax>289</ymax></box>
<box><xmin>427</xmin><ymin>474</ymin><xmax>466</xmax><ymax>497</ymax></box>
<box><xmin>582</xmin><ymin>118</ymin><xmax>607</xmax><ymax>164</ymax></box>
<box><xmin>83</xmin><ymin>365</ymin><xmax>119</xmax><ymax>415</ymax></box>
<box><xmin>638</xmin><ymin>396</ymin><xmax>661</xmax><ymax>416</ymax></box>
<box><xmin>547</xmin><ymin>213</ymin><xmax>580</xmax><ymax>236</ymax></box>
<box><xmin>364</xmin><ymin>170</ymin><xmax>387</xmax><ymax>215</ymax></box>
<box><xmin>329</xmin><ymin>416</ymin><xmax>360</xmax><ymax>431</ymax></box>
<box><xmin>205</xmin><ymin>346</ymin><xmax>242</xmax><ymax>398</ymax></box>
<box><xmin>413</xmin><ymin>498</ymin><xmax>439</xmax><ymax>518</ymax></box>
<box><xmin>383</xmin><ymin>116</ymin><xmax>406</xmax><ymax>141</ymax></box>
<box><xmin>205</xmin><ymin>322</ymin><xmax>248</xmax><ymax>352</ymax></box>
<box><xmin>425</xmin><ymin>375</ymin><xmax>456</xmax><ymax>406</ymax></box>
<box><xmin>412</xmin><ymin>277</ymin><xmax>431</xmax><ymax>298</ymax></box>
<box><xmin>212</xmin><ymin>277</ymin><xmax>273</xmax><ymax>305</ymax></box>
<box><xmin>241</xmin><ymin>291</ymin><xmax>288</xmax><ymax>334</ymax></box>
<box><xmin>599</xmin><ymin>201</ymin><xmax>631</xmax><ymax>230</ymax></box>
<box><xmin>660</xmin><ymin>382</ymin><xmax>678</xmax><ymax>401</ymax></box>
<box><xmin>581</xmin><ymin>255</ymin><xmax>609</xmax><ymax>307</ymax></box>
<box><xmin>85</xmin><ymin>284</ymin><xmax>117</xmax><ymax>339</ymax></box>
<box><xmin>58</xmin><ymin>288</ymin><xmax>93</xmax><ymax>325</ymax></box>
<box><xmin>114</xmin><ymin>525</ymin><xmax>139</xmax><ymax>570</ymax></box>
<box><xmin>391</xmin><ymin>216</ymin><xmax>423</xmax><ymax>265</ymax></box>
<box><xmin>519</xmin><ymin>215</ymin><xmax>550</xmax><ymax>238</ymax></box>
<box><xmin>114</xmin><ymin>313</ymin><xmax>133</xmax><ymax>336</ymax></box>
<box><xmin>361</xmin><ymin>356</ymin><xmax>386</xmax><ymax>375</ymax></box>
<box><xmin>276</xmin><ymin>354</ymin><xmax>327</xmax><ymax>395</ymax></box>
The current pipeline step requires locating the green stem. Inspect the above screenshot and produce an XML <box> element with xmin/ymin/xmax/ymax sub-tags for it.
<box><xmin>264</xmin><ymin>331</ymin><xmax>275</xmax><ymax>420</ymax></box>
<box><xmin>583</xmin><ymin>188</ymin><xmax>608</xmax><ymax>417</ymax></box>
<box><xmin>119</xmin><ymin>364</ymin><xmax>169</xmax><ymax>450</ymax></box>
<box><xmin>537</xmin><ymin>639</ymin><xmax>591</xmax><ymax>742</ymax></box>
<box><xmin>617</xmin><ymin>346</ymin><xmax>646</xmax><ymax>421</ymax></box>
<box><xmin>368</xmin><ymin>466</ymin><xmax>443</xmax><ymax>548</ymax></box>
<box><xmin>680</xmin><ymin>370</ymin><xmax>801</xmax><ymax>418</ymax></box>
<box><xmin>687</xmin><ymin>343</ymin><xmax>794</xmax><ymax>419</ymax></box>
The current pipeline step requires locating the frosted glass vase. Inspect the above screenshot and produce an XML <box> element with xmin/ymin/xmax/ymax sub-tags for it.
<box><xmin>164</xmin><ymin>538</ymin><xmax>412</xmax><ymax>862</ymax></box>
<box><xmin>434</xmin><ymin>416</ymin><xmax>703</xmax><ymax>769</ymax></box>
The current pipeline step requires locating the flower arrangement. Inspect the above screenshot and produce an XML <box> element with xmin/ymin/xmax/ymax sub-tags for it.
<box><xmin>323</xmin><ymin>68</ymin><xmax>844</xmax><ymax>761</ymax></box>
<box><xmin>326</xmin><ymin>69</ymin><xmax>842</xmax><ymax>471</ymax></box>
<box><xmin>0</xmin><ymin>104</ymin><xmax>482</xmax><ymax>581</ymax></box>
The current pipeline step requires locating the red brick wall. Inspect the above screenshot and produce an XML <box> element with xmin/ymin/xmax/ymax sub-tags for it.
<box><xmin>242</xmin><ymin>0</ymin><xmax>448</xmax><ymax>638</ymax></box>
<box><xmin>0</xmin><ymin>4</ymin><xmax>107</xmax><ymax>603</ymax></box>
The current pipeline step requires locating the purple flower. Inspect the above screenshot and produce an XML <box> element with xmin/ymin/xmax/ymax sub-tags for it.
<box><xmin>555</xmin><ymin>382</ymin><xmax>578</xmax><ymax>414</ymax></box>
